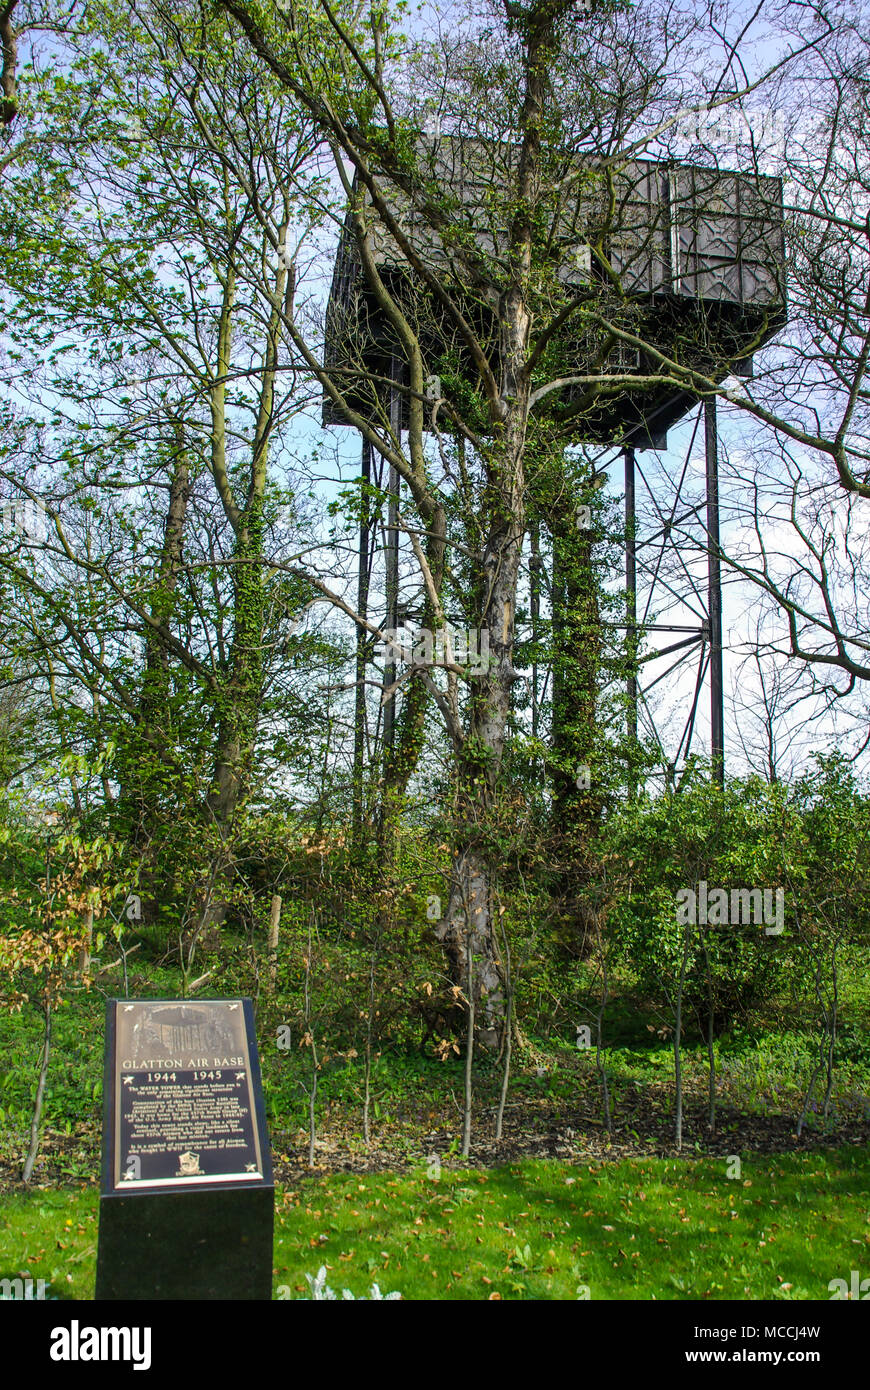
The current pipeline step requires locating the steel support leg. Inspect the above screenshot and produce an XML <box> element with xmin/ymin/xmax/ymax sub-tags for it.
<box><xmin>705</xmin><ymin>400</ymin><xmax>724</xmax><ymax>783</ymax></box>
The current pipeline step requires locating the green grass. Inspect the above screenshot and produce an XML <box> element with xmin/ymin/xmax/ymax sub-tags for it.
<box><xmin>2</xmin><ymin>1147</ymin><xmax>868</xmax><ymax>1300</ymax></box>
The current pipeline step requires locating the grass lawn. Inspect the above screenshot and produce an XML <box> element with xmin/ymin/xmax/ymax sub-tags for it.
<box><xmin>1</xmin><ymin>1147</ymin><xmax>867</xmax><ymax>1301</ymax></box>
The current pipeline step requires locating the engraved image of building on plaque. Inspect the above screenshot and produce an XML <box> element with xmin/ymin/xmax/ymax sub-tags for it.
<box><xmin>126</xmin><ymin>1003</ymin><xmax>238</xmax><ymax>1063</ymax></box>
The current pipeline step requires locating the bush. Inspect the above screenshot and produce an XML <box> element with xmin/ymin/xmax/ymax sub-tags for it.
<box><xmin>602</xmin><ymin>773</ymin><xmax>806</xmax><ymax>1034</ymax></box>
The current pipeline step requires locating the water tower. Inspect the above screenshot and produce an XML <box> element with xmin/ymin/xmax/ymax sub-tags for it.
<box><xmin>322</xmin><ymin>136</ymin><xmax>786</xmax><ymax>784</ymax></box>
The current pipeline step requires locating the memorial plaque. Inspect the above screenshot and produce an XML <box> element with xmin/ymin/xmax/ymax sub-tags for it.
<box><xmin>111</xmin><ymin>999</ymin><xmax>265</xmax><ymax>1188</ymax></box>
<box><xmin>96</xmin><ymin>998</ymin><xmax>274</xmax><ymax>1301</ymax></box>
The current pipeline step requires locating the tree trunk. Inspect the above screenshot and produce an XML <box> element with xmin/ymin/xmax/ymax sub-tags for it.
<box><xmin>0</xmin><ymin>0</ymin><xmax>19</xmax><ymax>128</ymax></box>
<box><xmin>77</xmin><ymin>907</ymin><xmax>94</xmax><ymax>976</ymax></box>
<box><xmin>352</xmin><ymin>438</ymin><xmax>372</xmax><ymax>855</ymax></box>
<box><xmin>205</xmin><ymin>507</ymin><xmax>266</xmax><ymax>828</ymax></box>
<box><xmin>123</xmin><ymin>427</ymin><xmax>190</xmax><ymax>846</ymax></box>
<box><xmin>22</xmin><ymin>1001</ymin><xmax>51</xmax><ymax>1185</ymax></box>
<box><xmin>431</xmin><ymin>1</ymin><xmax>555</xmax><ymax>1043</ymax></box>
<box><xmin>550</xmin><ymin>485</ymin><xmax>602</xmax><ymax>826</ymax></box>
<box><xmin>267</xmin><ymin>892</ymin><xmax>281</xmax><ymax>990</ymax></box>
<box><xmin>546</xmin><ymin>474</ymin><xmax>604</xmax><ymax>957</ymax></box>
<box><xmin>435</xmin><ymin>404</ymin><xmax>526</xmax><ymax>1044</ymax></box>
<box><xmin>436</xmin><ymin>846</ymin><xmax>503</xmax><ymax>1047</ymax></box>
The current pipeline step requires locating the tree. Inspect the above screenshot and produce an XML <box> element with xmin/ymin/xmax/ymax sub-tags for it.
<box><xmin>212</xmin><ymin>0</ymin><xmax>864</xmax><ymax>1039</ymax></box>
<box><xmin>0</xmin><ymin>0</ymin><xmax>329</xmax><ymax>859</ymax></box>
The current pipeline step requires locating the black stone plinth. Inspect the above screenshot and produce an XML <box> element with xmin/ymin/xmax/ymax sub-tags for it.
<box><xmin>95</xmin><ymin>1184</ymin><xmax>274</xmax><ymax>1300</ymax></box>
<box><xmin>95</xmin><ymin>998</ymin><xmax>275</xmax><ymax>1301</ymax></box>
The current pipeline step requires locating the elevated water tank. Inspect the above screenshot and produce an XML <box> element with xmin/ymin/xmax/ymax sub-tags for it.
<box><xmin>322</xmin><ymin>138</ymin><xmax>786</xmax><ymax>448</ymax></box>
